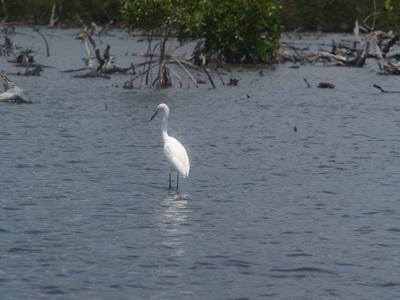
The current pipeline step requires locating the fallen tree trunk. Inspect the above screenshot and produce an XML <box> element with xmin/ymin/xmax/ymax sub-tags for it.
<box><xmin>310</xmin><ymin>42</ymin><xmax>368</xmax><ymax>67</ymax></box>
<box><xmin>377</xmin><ymin>61</ymin><xmax>400</xmax><ymax>75</ymax></box>
<box><xmin>0</xmin><ymin>69</ymin><xmax>32</xmax><ymax>103</ymax></box>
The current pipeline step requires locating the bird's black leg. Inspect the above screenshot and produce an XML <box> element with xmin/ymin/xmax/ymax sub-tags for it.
<box><xmin>176</xmin><ymin>173</ymin><xmax>180</xmax><ymax>191</ymax></box>
<box><xmin>169</xmin><ymin>170</ymin><xmax>172</xmax><ymax>190</ymax></box>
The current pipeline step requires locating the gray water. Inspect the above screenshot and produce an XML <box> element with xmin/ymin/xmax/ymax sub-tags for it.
<box><xmin>1</xmin><ymin>28</ymin><xmax>400</xmax><ymax>299</ymax></box>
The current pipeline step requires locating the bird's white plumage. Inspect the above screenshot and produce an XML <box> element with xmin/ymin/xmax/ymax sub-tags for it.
<box><xmin>164</xmin><ymin>136</ymin><xmax>190</xmax><ymax>178</ymax></box>
<box><xmin>150</xmin><ymin>103</ymin><xmax>190</xmax><ymax>189</ymax></box>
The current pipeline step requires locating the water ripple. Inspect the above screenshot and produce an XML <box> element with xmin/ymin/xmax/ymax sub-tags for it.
<box><xmin>270</xmin><ymin>267</ymin><xmax>337</xmax><ymax>275</ymax></box>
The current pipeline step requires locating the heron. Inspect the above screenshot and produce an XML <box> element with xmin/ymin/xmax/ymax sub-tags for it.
<box><xmin>150</xmin><ymin>103</ymin><xmax>190</xmax><ymax>190</ymax></box>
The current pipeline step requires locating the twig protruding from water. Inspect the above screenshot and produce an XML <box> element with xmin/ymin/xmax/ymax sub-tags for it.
<box><xmin>373</xmin><ymin>84</ymin><xmax>400</xmax><ymax>93</ymax></box>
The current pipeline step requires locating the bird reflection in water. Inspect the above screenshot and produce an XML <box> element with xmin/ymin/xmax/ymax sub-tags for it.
<box><xmin>158</xmin><ymin>192</ymin><xmax>191</xmax><ymax>253</ymax></box>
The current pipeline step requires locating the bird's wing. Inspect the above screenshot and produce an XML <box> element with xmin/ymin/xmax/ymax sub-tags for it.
<box><xmin>164</xmin><ymin>137</ymin><xmax>190</xmax><ymax>177</ymax></box>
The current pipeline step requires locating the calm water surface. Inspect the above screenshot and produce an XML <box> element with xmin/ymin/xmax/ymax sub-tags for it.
<box><xmin>1</xmin><ymin>29</ymin><xmax>400</xmax><ymax>299</ymax></box>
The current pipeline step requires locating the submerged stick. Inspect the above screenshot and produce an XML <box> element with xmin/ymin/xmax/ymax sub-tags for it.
<box><xmin>33</xmin><ymin>28</ymin><xmax>50</xmax><ymax>57</ymax></box>
<box><xmin>169</xmin><ymin>68</ymin><xmax>183</xmax><ymax>87</ymax></box>
<box><xmin>215</xmin><ymin>67</ymin><xmax>225</xmax><ymax>85</ymax></box>
<box><xmin>145</xmin><ymin>41</ymin><xmax>158</xmax><ymax>86</ymax></box>
<box><xmin>303</xmin><ymin>77</ymin><xmax>311</xmax><ymax>88</ymax></box>
<box><xmin>373</xmin><ymin>84</ymin><xmax>400</xmax><ymax>93</ymax></box>
<box><xmin>125</xmin><ymin>63</ymin><xmax>160</xmax><ymax>87</ymax></box>
<box><xmin>203</xmin><ymin>66</ymin><xmax>215</xmax><ymax>88</ymax></box>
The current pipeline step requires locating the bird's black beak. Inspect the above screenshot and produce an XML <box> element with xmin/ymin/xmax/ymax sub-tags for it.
<box><xmin>149</xmin><ymin>109</ymin><xmax>159</xmax><ymax>121</ymax></box>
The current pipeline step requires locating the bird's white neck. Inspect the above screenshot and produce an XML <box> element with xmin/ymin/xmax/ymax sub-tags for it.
<box><xmin>162</xmin><ymin>115</ymin><xmax>169</xmax><ymax>142</ymax></box>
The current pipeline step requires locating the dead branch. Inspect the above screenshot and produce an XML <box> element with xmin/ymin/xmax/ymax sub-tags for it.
<box><xmin>203</xmin><ymin>66</ymin><xmax>215</xmax><ymax>88</ymax></box>
<box><xmin>23</xmin><ymin>66</ymin><xmax>42</xmax><ymax>76</ymax></box>
<box><xmin>123</xmin><ymin>63</ymin><xmax>160</xmax><ymax>89</ymax></box>
<box><xmin>169</xmin><ymin>68</ymin><xmax>183</xmax><ymax>88</ymax></box>
<box><xmin>346</xmin><ymin>43</ymin><xmax>368</xmax><ymax>67</ymax></box>
<box><xmin>0</xmin><ymin>36</ymin><xmax>15</xmax><ymax>56</ymax></box>
<box><xmin>373</xmin><ymin>84</ymin><xmax>400</xmax><ymax>93</ymax></box>
<box><xmin>49</xmin><ymin>4</ymin><xmax>58</xmax><ymax>27</ymax></box>
<box><xmin>167</xmin><ymin>50</ymin><xmax>199</xmax><ymax>88</ymax></box>
<box><xmin>10</xmin><ymin>49</ymin><xmax>35</xmax><ymax>64</ymax></box>
<box><xmin>74</xmin><ymin>32</ymin><xmax>132</xmax><ymax>77</ymax></box>
<box><xmin>215</xmin><ymin>67</ymin><xmax>225</xmax><ymax>85</ymax></box>
<box><xmin>382</xmin><ymin>33</ymin><xmax>399</xmax><ymax>54</ymax></box>
<box><xmin>76</xmin><ymin>32</ymin><xmax>94</xmax><ymax>70</ymax></box>
<box><xmin>377</xmin><ymin>61</ymin><xmax>400</xmax><ymax>75</ymax></box>
<box><xmin>33</xmin><ymin>28</ymin><xmax>50</xmax><ymax>57</ymax></box>
<box><xmin>303</xmin><ymin>77</ymin><xmax>311</xmax><ymax>88</ymax></box>
<box><xmin>61</xmin><ymin>67</ymin><xmax>90</xmax><ymax>73</ymax></box>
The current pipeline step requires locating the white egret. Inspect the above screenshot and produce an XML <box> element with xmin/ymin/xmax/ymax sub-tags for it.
<box><xmin>150</xmin><ymin>103</ymin><xmax>190</xmax><ymax>190</ymax></box>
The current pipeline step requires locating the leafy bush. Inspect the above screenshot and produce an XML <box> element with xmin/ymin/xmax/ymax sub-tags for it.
<box><xmin>120</xmin><ymin>0</ymin><xmax>178</xmax><ymax>31</ymax></box>
<box><xmin>279</xmin><ymin>0</ymin><xmax>400</xmax><ymax>32</ymax></box>
<box><xmin>0</xmin><ymin>0</ymin><xmax>118</xmax><ymax>25</ymax></box>
<box><xmin>120</xmin><ymin>0</ymin><xmax>283</xmax><ymax>64</ymax></box>
<box><xmin>178</xmin><ymin>0</ymin><xmax>282</xmax><ymax>63</ymax></box>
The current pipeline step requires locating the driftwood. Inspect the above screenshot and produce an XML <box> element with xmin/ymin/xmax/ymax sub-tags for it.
<box><xmin>2</xmin><ymin>37</ymin><xmax>50</xmax><ymax>75</ymax></box>
<box><xmin>280</xmin><ymin>22</ymin><xmax>400</xmax><ymax>76</ymax></box>
<box><xmin>0</xmin><ymin>36</ymin><xmax>15</xmax><ymax>56</ymax></box>
<box><xmin>382</xmin><ymin>33</ymin><xmax>399</xmax><ymax>54</ymax></box>
<box><xmin>0</xmin><ymin>70</ymin><xmax>32</xmax><ymax>103</ymax></box>
<box><xmin>378</xmin><ymin>62</ymin><xmax>400</xmax><ymax>75</ymax></box>
<box><xmin>293</xmin><ymin>43</ymin><xmax>368</xmax><ymax>67</ymax></box>
<box><xmin>10</xmin><ymin>49</ymin><xmax>35</xmax><ymax>64</ymax></box>
<box><xmin>11</xmin><ymin>66</ymin><xmax>43</xmax><ymax>76</ymax></box>
<box><xmin>24</xmin><ymin>66</ymin><xmax>42</xmax><ymax>76</ymax></box>
<box><xmin>73</xmin><ymin>32</ymin><xmax>131</xmax><ymax>78</ymax></box>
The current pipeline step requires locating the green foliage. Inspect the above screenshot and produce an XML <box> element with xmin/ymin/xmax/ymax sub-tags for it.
<box><xmin>5</xmin><ymin>0</ymin><xmax>400</xmax><ymax>34</ymax></box>
<box><xmin>120</xmin><ymin>0</ymin><xmax>283</xmax><ymax>63</ymax></box>
<box><xmin>120</xmin><ymin>0</ymin><xmax>178</xmax><ymax>32</ymax></box>
<box><xmin>279</xmin><ymin>0</ymin><xmax>400</xmax><ymax>32</ymax></box>
<box><xmin>4</xmin><ymin>0</ymin><xmax>56</xmax><ymax>23</ymax></box>
<box><xmin>0</xmin><ymin>0</ymin><xmax>118</xmax><ymax>25</ymax></box>
<box><xmin>178</xmin><ymin>0</ymin><xmax>282</xmax><ymax>63</ymax></box>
